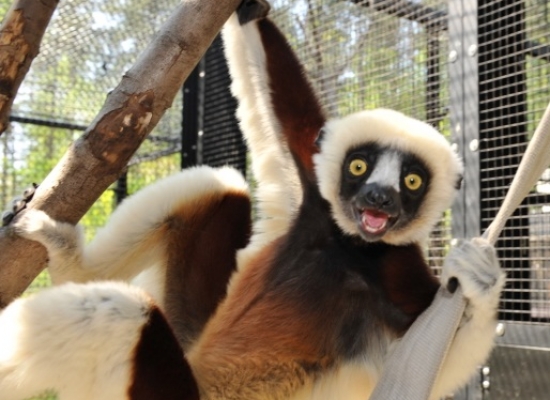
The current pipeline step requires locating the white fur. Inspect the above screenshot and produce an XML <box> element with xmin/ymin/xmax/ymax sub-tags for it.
<box><xmin>13</xmin><ymin>166</ymin><xmax>248</xmax><ymax>286</ymax></box>
<box><xmin>431</xmin><ymin>238</ymin><xmax>506</xmax><ymax>399</ymax></box>
<box><xmin>0</xmin><ymin>281</ymin><xmax>152</xmax><ymax>400</ymax></box>
<box><xmin>315</xmin><ymin>109</ymin><xmax>463</xmax><ymax>245</ymax></box>
<box><xmin>131</xmin><ymin>263</ymin><xmax>167</xmax><ymax>307</ymax></box>
<box><xmin>291</xmin><ymin>362</ymin><xmax>379</xmax><ymax>400</ymax></box>
<box><xmin>222</xmin><ymin>14</ymin><xmax>303</xmax><ymax>271</ymax></box>
<box><xmin>366</xmin><ymin>151</ymin><xmax>402</xmax><ymax>192</ymax></box>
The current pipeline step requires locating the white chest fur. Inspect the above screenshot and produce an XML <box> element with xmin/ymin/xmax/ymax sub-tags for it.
<box><xmin>291</xmin><ymin>362</ymin><xmax>379</xmax><ymax>400</ymax></box>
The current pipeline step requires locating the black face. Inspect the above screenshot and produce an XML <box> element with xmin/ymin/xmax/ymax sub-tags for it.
<box><xmin>339</xmin><ymin>143</ymin><xmax>431</xmax><ymax>241</ymax></box>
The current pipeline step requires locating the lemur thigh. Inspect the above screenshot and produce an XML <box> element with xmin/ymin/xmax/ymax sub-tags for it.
<box><xmin>223</xmin><ymin>10</ymin><xmax>326</xmax><ymax>264</ymax></box>
<box><xmin>0</xmin><ymin>282</ymin><xmax>199</xmax><ymax>400</ymax></box>
<box><xmin>13</xmin><ymin>166</ymin><xmax>251</xmax><ymax>348</ymax></box>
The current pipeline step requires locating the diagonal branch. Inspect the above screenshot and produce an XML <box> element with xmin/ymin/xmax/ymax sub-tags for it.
<box><xmin>0</xmin><ymin>0</ymin><xmax>59</xmax><ymax>136</ymax></box>
<box><xmin>0</xmin><ymin>0</ymin><xmax>242</xmax><ymax>308</ymax></box>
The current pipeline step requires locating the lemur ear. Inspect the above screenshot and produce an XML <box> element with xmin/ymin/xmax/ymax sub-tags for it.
<box><xmin>237</xmin><ymin>0</ymin><xmax>271</xmax><ymax>25</ymax></box>
<box><xmin>315</xmin><ymin>127</ymin><xmax>328</xmax><ymax>149</ymax></box>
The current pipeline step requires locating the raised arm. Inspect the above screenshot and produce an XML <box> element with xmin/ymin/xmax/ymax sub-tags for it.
<box><xmin>223</xmin><ymin>2</ymin><xmax>326</xmax><ymax>260</ymax></box>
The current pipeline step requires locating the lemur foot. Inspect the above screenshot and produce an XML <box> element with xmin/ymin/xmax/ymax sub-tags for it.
<box><xmin>237</xmin><ymin>0</ymin><xmax>271</xmax><ymax>25</ymax></box>
<box><xmin>441</xmin><ymin>238</ymin><xmax>505</xmax><ymax>312</ymax></box>
<box><xmin>9</xmin><ymin>208</ymin><xmax>80</xmax><ymax>257</ymax></box>
<box><xmin>10</xmin><ymin>208</ymin><xmax>54</xmax><ymax>240</ymax></box>
<box><xmin>1</xmin><ymin>183</ymin><xmax>38</xmax><ymax>227</ymax></box>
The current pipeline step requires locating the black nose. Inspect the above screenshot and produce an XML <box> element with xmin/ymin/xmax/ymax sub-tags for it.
<box><xmin>359</xmin><ymin>184</ymin><xmax>401</xmax><ymax>215</ymax></box>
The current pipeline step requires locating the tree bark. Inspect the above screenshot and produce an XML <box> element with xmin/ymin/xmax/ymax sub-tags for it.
<box><xmin>0</xmin><ymin>0</ymin><xmax>59</xmax><ymax>136</ymax></box>
<box><xmin>0</xmin><ymin>0</ymin><xmax>242</xmax><ymax>308</ymax></box>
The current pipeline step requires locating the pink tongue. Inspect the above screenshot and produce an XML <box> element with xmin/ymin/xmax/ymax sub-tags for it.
<box><xmin>362</xmin><ymin>210</ymin><xmax>388</xmax><ymax>230</ymax></box>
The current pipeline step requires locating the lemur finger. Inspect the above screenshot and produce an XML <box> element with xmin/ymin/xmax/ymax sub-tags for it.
<box><xmin>1</xmin><ymin>183</ymin><xmax>40</xmax><ymax>227</ymax></box>
<box><xmin>22</xmin><ymin>183</ymin><xmax>39</xmax><ymax>202</ymax></box>
<box><xmin>471</xmin><ymin>236</ymin><xmax>499</xmax><ymax>264</ymax></box>
<box><xmin>13</xmin><ymin>198</ymin><xmax>26</xmax><ymax>214</ymax></box>
<box><xmin>1</xmin><ymin>196</ymin><xmax>23</xmax><ymax>227</ymax></box>
<box><xmin>237</xmin><ymin>0</ymin><xmax>271</xmax><ymax>25</ymax></box>
<box><xmin>442</xmin><ymin>237</ymin><xmax>504</xmax><ymax>301</ymax></box>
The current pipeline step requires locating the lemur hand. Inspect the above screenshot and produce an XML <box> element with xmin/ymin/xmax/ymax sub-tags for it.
<box><xmin>441</xmin><ymin>238</ymin><xmax>505</xmax><ymax>311</ymax></box>
<box><xmin>1</xmin><ymin>183</ymin><xmax>39</xmax><ymax>227</ymax></box>
<box><xmin>237</xmin><ymin>0</ymin><xmax>271</xmax><ymax>25</ymax></box>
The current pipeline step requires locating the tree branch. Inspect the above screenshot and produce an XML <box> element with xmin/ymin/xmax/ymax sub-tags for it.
<box><xmin>0</xmin><ymin>0</ymin><xmax>242</xmax><ymax>308</ymax></box>
<box><xmin>0</xmin><ymin>0</ymin><xmax>59</xmax><ymax>136</ymax></box>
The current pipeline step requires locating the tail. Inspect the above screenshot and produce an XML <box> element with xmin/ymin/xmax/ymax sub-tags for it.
<box><xmin>0</xmin><ymin>282</ymin><xmax>199</xmax><ymax>400</ymax></box>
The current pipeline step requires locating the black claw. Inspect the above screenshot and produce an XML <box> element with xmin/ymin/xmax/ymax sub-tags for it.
<box><xmin>1</xmin><ymin>211</ymin><xmax>15</xmax><ymax>227</ymax></box>
<box><xmin>447</xmin><ymin>277</ymin><xmax>459</xmax><ymax>294</ymax></box>
<box><xmin>237</xmin><ymin>0</ymin><xmax>271</xmax><ymax>25</ymax></box>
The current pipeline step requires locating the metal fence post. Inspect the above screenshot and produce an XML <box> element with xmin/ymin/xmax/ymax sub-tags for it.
<box><xmin>182</xmin><ymin>64</ymin><xmax>201</xmax><ymax>169</ymax></box>
<box><xmin>449</xmin><ymin>0</ymin><xmax>481</xmax><ymax>243</ymax></box>
<box><xmin>448</xmin><ymin>0</ymin><xmax>482</xmax><ymax>397</ymax></box>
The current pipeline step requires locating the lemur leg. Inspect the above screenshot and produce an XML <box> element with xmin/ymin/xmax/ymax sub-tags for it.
<box><xmin>0</xmin><ymin>281</ymin><xmax>199</xmax><ymax>400</ymax></box>
<box><xmin>223</xmin><ymin>2</ymin><xmax>326</xmax><ymax>267</ymax></box>
<box><xmin>3</xmin><ymin>183</ymin><xmax>90</xmax><ymax>283</ymax></box>
<box><xmin>10</xmin><ymin>166</ymin><xmax>251</xmax><ymax>349</ymax></box>
<box><xmin>430</xmin><ymin>238</ymin><xmax>505</xmax><ymax>399</ymax></box>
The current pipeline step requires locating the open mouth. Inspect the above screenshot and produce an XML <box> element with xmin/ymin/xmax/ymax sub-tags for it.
<box><xmin>361</xmin><ymin>209</ymin><xmax>389</xmax><ymax>234</ymax></box>
<box><xmin>353</xmin><ymin>207</ymin><xmax>397</xmax><ymax>238</ymax></box>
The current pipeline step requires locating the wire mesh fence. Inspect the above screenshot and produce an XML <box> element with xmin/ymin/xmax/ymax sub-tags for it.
<box><xmin>475</xmin><ymin>0</ymin><xmax>550</xmax><ymax>398</ymax></box>
<box><xmin>0</xmin><ymin>0</ymin><xmax>183</xmax><ymax>221</ymax></box>
<box><xmin>477</xmin><ymin>0</ymin><xmax>550</xmax><ymax>326</ymax></box>
<box><xmin>270</xmin><ymin>0</ymin><xmax>454</xmax><ymax>272</ymax></box>
<box><xmin>1</xmin><ymin>0</ymin><xmax>550</xmax><ymax>398</ymax></box>
<box><xmin>0</xmin><ymin>0</ymin><xmax>183</xmax><ymax>301</ymax></box>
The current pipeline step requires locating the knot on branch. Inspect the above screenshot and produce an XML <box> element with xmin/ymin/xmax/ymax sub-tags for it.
<box><xmin>89</xmin><ymin>90</ymin><xmax>155</xmax><ymax>166</ymax></box>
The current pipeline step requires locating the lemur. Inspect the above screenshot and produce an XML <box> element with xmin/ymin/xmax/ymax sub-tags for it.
<box><xmin>0</xmin><ymin>1</ymin><xmax>504</xmax><ymax>399</ymax></box>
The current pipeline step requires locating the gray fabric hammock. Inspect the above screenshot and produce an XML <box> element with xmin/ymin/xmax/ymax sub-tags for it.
<box><xmin>370</xmin><ymin>100</ymin><xmax>550</xmax><ymax>400</ymax></box>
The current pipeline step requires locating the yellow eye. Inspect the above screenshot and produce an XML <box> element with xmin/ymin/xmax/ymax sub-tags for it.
<box><xmin>349</xmin><ymin>159</ymin><xmax>368</xmax><ymax>176</ymax></box>
<box><xmin>404</xmin><ymin>173</ymin><xmax>423</xmax><ymax>191</ymax></box>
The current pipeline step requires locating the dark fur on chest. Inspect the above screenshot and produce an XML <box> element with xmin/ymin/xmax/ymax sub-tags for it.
<box><xmin>266</xmin><ymin>188</ymin><xmax>439</xmax><ymax>360</ymax></box>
